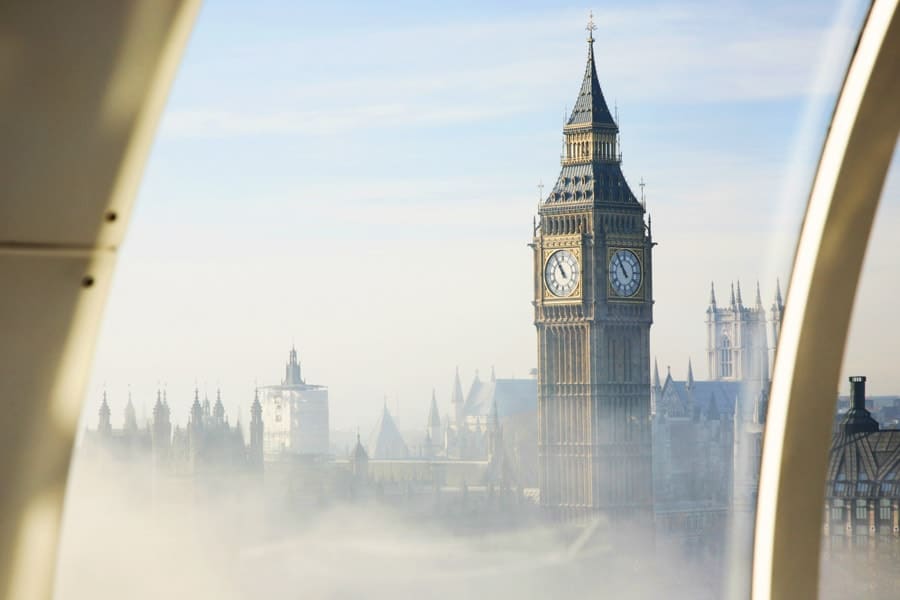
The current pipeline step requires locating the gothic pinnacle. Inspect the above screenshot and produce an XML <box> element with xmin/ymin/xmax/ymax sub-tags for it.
<box><xmin>709</xmin><ymin>282</ymin><xmax>717</xmax><ymax>306</ymax></box>
<box><xmin>755</xmin><ymin>281</ymin><xmax>763</xmax><ymax>307</ymax></box>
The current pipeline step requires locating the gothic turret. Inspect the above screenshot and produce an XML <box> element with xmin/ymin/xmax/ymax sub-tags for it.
<box><xmin>426</xmin><ymin>389</ymin><xmax>441</xmax><ymax>454</ymax></box>
<box><xmin>250</xmin><ymin>388</ymin><xmax>264</xmax><ymax>467</ymax></box>
<box><xmin>213</xmin><ymin>389</ymin><xmax>226</xmax><ymax>426</ymax></box>
<box><xmin>284</xmin><ymin>345</ymin><xmax>303</xmax><ymax>386</ymax></box>
<box><xmin>98</xmin><ymin>391</ymin><xmax>112</xmax><ymax>436</ymax></box>
<box><xmin>190</xmin><ymin>388</ymin><xmax>203</xmax><ymax>432</ymax></box>
<box><xmin>123</xmin><ymin>393</ymin><xmax>138</xmax><ymax>433</ymax></box>
<box><xmin>451</xmin><ymin>367</ymin><xmax>464</xmax><ymax>426</ymax></box>
<box><xmin>687</xmin><ymin>359</ymin><xmax>695</xmax><ymax>390</ymax></box>
<box><xmin>350</xmin><ymin>431</ymin><xmax>369</xmax><ymax>486</ymax></box>
<box><xmin>653</xmin><ymin>359</ymin><xmax>661</xmax><ymax>390</ymax></box>
<box><xmin>771</xmin><ymin>279</ymin><xmax>785</xmax><ymax>343</ymax></box>
<box><xmin>152</xmin><ymin>389</ymin><xmax>171</xmax><ymax>462</ymax></box>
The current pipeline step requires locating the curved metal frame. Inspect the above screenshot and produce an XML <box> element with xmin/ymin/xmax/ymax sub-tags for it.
<box><xmin>1</xmin><ymin>2</ymin><xmax>898</xmax><ymax>599</ymax></box>
<box><xmin>0</xmin><ymin>3</ymin><xmax>201</xmax><ymax>599</ymax></box>
<box><xmin>752</xmin><ymin>1</ymin><xmax>900</xmax><ymax>598</ymax></box>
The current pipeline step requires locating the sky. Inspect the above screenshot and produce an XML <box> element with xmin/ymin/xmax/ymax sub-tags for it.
<box><xmin>83</xmin><ymin>0</ymin><xmax>887</xmax><ymax>436</ymax></box>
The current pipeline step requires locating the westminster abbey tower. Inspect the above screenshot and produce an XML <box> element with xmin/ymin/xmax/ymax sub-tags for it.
<box><xmin>533</xmin><ymin>16</ymin><xmax>653</xmax><ymax>522</ymax></box>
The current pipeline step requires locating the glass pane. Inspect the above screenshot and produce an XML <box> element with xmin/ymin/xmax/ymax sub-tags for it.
<box><xmin>820</xmin><ymin>148</ymin><xmax>900</xmax><ymax>599</ymax></box>
<box><xmin>54</xmin><ymin>2</ymin><xmax>870</xmax><ymax>599</ymax></box>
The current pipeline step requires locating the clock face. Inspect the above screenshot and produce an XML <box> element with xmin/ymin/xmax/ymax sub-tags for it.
<box><xmin>608</xmin><ymin>249</ymin><xmax>642</xmax><ymax>297</ymax></box>
<box><xmin>544</xmin><ymin>250</ymin><xmax>580</xmax><ymax>297</ymax></box>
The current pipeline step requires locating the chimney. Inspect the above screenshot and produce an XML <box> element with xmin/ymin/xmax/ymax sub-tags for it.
<box><xmin>842</xmin><ymin>375</ymin><xmax>878</xmax><ymax>435</ymax></box>
<box><xmin>850</xmin><ymin>375</ymin><xmax>867</xmax><ymax>412</ymax></box>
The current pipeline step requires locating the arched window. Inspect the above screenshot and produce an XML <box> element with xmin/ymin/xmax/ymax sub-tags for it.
<box><xmin>719</xmin><ymin>335</ymin><xmax>733</xmax><ymax>377</ymax></box>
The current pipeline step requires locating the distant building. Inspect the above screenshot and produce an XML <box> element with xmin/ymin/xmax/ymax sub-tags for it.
<box><xmin>653</xmin><ymin>280</ymin><xmax>779</xmax><ymax>552</ymax></box>
<box><xmin>824</xmin><ymin>376</ymin><xmax>900</xmax><ymax>550</ymax></box>
<box><xmin>533</xmin><ymin>16</ymin><xmax>654</xmax><ymax>523</ymax></box>
<box><xmin>368</xmin><ymin>403</ymin><xmax>409</xmax><ymax>459</ymax></box>
<box><xmin>83</xmin><ymin>390</ymin><xmax>152</xmax><ymax>461</ymax></box>
<box><xmin>443</xmin><ymin>368</ymin><xmax>538</xmax><ymax>486</ymax></box>
<box><xmin>84</xmin><ymin>387</ymin><xmax>260</xmax><ymax>478</ymax></box>
<box><xmin>258</xmin><ymin>346</ymin><xmax>329</xmax><ymax>457</ymax></box>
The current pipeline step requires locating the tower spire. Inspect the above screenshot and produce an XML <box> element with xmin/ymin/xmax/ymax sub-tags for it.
<box><xmin>775</xmin><ymin>278</ymin><xmax>784</xmax><ymax>308</ymax></box>
<box><xmin>566</xmin><ymin>12</ymin><xmax>616</xmax><ymax>128</ymax></box>
<box><xmin>736</xmin><ymin>280</ymin><xmax>743</xmax><ymax>307</ymax></box>
<box><xmin>755</xmin><ymin>281</ymin><xmax>763</xmax><ymax>308</ymax></box>
<box><xmin>586</xmin><ymin>10</ymin><xmax>596</xmax><ymax>44</ymax></box>
<box><xmin>709</xmin><ymin>281</ymin><xmax>717</xmax><ymax>307</ymax></box>
<box><xmin>687</xmin><ymin>359</ymin><xmax>695</xmax><ymax>388</ymax></box>
<box><xmin>653</xmin><ymin>358</ymin><xmax>661</xmax><ymax>389</ymax></box>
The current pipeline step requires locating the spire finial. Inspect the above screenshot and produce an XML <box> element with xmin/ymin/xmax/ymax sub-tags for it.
<box><xmin>736</xmin><ymin>280</ymin><xmax>743</xmax><ymax>306</ymax></box>
<box><xmin>710</xmin><ymin>281</ymin><xmax>717</xmax><ymax>306</ymax></box>
<box><xmin>586</xmin><ymin>10</ymin><xmax>597</xmax><ymax>44</ymax></box>
<box><xmin>775</xmin><ymin>278</ymin><xmax>783</xmax><ymax>306</ymax></box>
<box><xmin>756</xmin><ymin>281</ymin><xmax>763</xmax><ymax>306</ymax></box>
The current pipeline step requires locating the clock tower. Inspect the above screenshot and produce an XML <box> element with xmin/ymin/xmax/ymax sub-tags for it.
<box><xmin>533</xmin><ymin>16</ymin><xmax>653</xmax><ymax>524</ymax></box>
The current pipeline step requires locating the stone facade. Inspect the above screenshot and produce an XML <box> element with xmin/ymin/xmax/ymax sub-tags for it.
<box><xmin>533</xmin><ymin>20</ymin><xmax>653</xmax><ymax>523</ymax></box>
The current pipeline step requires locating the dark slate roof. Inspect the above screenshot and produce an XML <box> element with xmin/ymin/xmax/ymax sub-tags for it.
<box><xmin>368</xmin><ymin>405</ymin><xmax>409</xmax><ymax>459</ymax></box>
<box><xmin>427</xmin><ymin>392</ymin><xmax>441</xmax><ymax>427</ymax></box>
<box><xmin>567</xmin><ymin>40</ymin><xmax>617</xmax><ymax>128</ymax></box>
<box><xmin>659</xmin><ymin>379</ymin><xmax>744</xmax><ymax>420</ymax></box>
<box><xmin>545</xmin><ymin>162</ymin><xmax>641</xmax><ymax>208</ymax></box>
<box><xmin>463</xmin><ymin>377</ymin><xmax>537</xmax><ymax>419</ymax></box>
<box><xmin>827</xmin><ymin>429</ymin><xmax>900</xmax><ymax>497</ymax></box>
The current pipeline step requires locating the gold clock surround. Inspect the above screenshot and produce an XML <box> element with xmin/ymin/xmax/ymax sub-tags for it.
<box><xmin>541</xmin><ymin>243</ymin><xmax>583</xmax><ymax>302</ymax></box>
<box><xmin>606</xmin><ymin>246</ymin><xmax>645</xmax><ymax>301</ymax></box>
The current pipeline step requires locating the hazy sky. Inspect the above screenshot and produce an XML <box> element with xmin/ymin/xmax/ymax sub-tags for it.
<box><xmin>85</xmin><ymin>0</ymin><xmax>885</xmax><ymax>436</ymax></box>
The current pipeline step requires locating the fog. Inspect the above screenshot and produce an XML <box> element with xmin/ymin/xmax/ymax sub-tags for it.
<box><xmin>56</xmin><ymin>454</ymin><xmax>719</xmax><ymax>600</ymax></box>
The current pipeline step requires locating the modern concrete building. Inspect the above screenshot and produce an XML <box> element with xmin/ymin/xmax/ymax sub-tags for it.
<box><xmin>258</xmin><ymin>346</ymin><xmax>329</xmax><ymax>457</ymax></box>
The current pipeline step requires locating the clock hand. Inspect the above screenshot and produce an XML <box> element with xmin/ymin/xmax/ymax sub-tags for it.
<box><xmin>559</xmin><ymin>263</ymin><xmax>568</xmax><ymax>279</ymax></box>
<box><xmin>619</xmin><ymin>263</ymin><xmax>628</xmax><ymax>280</ymax></box>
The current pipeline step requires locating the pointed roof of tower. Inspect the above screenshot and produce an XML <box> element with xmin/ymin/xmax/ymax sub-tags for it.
<box><xmin>755</xmin><ymin>281</ymin><xmax>763</xmax><ymax>307</ymax></box>
<box><xmin>451</xmin><ymin>367</ymin><xmax>464</xmax><ymax>405</ymax></box>
<box><xmin>213</xmin><ymin>388</ymin><xmax>225</xmax><ymax>420</ymax></box>
<box><xmin>709</xmin><ymin>282</ymin><xmax>717</xmax><ymax>307</ymax></box>
<box><xmin>736</xmin><ymin>281</ymin><xmax>744</xmax><ymax>306</ymax></box>
<box><xmin>352</xmin><ymin>430</ymin><xmax>368</xmax><ymax>461</ymax></box>
<box><xmin>567</xmin><ymin>12</ymin><xmax>616</xmax><ymax>129</ymax></box>
<box><xmin>99</xmin><ymin>390</ymin><xmax>111</xmax><ymax>418</ymax></box>
<box><xmin>124</xmin><ymin>394</ymin><xmax>137</xmax><ymax>430</ymax></box>
<box><xmin>730</xmin><ymin>282</ymin><xmax>736</xmax><ymax>307</ymax></box>
<box><xmin>368</xmin><ymin>404</ymin><xmax>409</xmax><ymax>459</ymax></box>
<box><xmin>191</xmin><ymin>387</ymin><xmax>202</xmax><ymax>420</ymax></box>
<box><xmin>687</xmin><ymin>359</ymin><xmax>695</xmax><ymax>389</ymax></box>
<box><xmin>774</xmin><ymin>278</ymin><xmax>784</xmax><ymax>309</ymax></box>
<box><xmin>653</xmin><ymin>358</ymin><xmax>661</xmax><ymax>389</ymax></box>
<box><xmin>428</xmin><ymin>390</ymin><xmax>441</xmax><ymax>428</ymax></box>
